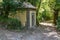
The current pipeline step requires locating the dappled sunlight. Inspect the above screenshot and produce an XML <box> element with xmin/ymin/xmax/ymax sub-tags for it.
<box><xmin>43</xmin><ymin>32</ymin><xmax>57</xmax><ymax>37</ymax></box>
<box><xmin>42</xmin><ymin>32</ymin><xmax>59</xmax><ymax>40</ymax></box>
<box><xmin>39</xmin><ymin>22</ymin><xmax>53</xmax><ymax>26</ymax></box>
<box><xmin>42</xmin><ymin>28</ymin><xmax>59</xmax><ymax>40</ymax></box>
<box><xmin>39</xmin><ymin>22</ymin><xmax>60</xmax><ymax>40</ymax></box>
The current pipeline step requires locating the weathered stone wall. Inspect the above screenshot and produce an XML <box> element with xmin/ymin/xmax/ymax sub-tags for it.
<box><xmin>9</xmin><ymin>11</ymin><xmax>26</xmax><ymax>26</ymax></box>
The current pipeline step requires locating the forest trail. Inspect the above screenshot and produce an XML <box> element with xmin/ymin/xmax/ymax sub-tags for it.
<box><xmin>0</xmin><ymin>22</ymin><xmax>59</xmax><ymax>40</ymax></box>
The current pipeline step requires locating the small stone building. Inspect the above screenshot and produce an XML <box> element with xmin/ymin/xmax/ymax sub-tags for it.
<box><xmin>6</xmin><ymin>2</ymin><xmax>36</xmax><ymax>28</ymax></box>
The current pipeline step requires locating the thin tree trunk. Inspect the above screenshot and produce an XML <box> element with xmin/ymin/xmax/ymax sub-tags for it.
<box><xmin>54</xmin><ymin>9</ymin><xmax>59</xmax><ymax>25</ymax></box>
<box><xmin>4</xmin><ymin>4</ymin><xmax>10</xmax><ymax>18</ymax></box>
<box><xmin>4</xmin><ymin>11</ymin><xmax>9</xmax><ymax>18</ymax></box>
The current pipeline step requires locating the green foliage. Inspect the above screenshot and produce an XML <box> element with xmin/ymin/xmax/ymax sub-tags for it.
<box><xmin>49</xmin><ymin>0</ymin><xmax>56</xmax><ymax>9</ymax></box>
<box><xmin>0</xmin><ymin>0</ymin><xmax>23</xmax><ymax>18</ymax></box>
<box><xmin>57</xmin><ymin>16</ymin><xmax>60</xmax><ymax>30</ymax></box>
<box><xmin>37</xmin><ymin>13</ymin><xmax>42</xmax><ymax>22</ymax></box>
<box><xmin>55</xmin><ymin>0</ymin><xmax>60</xmax><ymax>9</ymax></box>
<box><xmin>7</xmin><ymin>18</ymin><xmax>23</xmax><ymax>30</ymax></box>
<box><xmin>38</xmin><ymin>10</ymin><xmax>53</xmax><ymax>22</ymax></box>
<box><xmin>49</xmin><ymin>0</ymin><xmax>60</xmax><ymax>10</ymax></box>
<box><xmin>28</xmin><ymin>0</ymin><xmax>40</xmax><ymax>6</ymax></box>
<box><xmin>20</xmin><ymin>0</ymin><xmax>40</xmax><ymax>7</ymax></box>
<box><xmin>0</xmin><ymin>17</ymin><xmax>23</xmax><ymax>30</ymax></box>
<box><xmin>36</xmin><ymin>0</ymin><xmax>54</xmax><ymax>22</ymax></box>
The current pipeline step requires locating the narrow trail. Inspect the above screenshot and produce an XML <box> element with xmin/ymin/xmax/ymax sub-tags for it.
<box><xmin>39</xmin><ymin>22</ymin><xmax>60</xmax><ymax>40</ymax></box>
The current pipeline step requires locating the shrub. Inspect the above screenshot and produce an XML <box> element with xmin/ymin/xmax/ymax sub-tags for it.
<box><xmin>0</xmin><ymin>17</ymin><xmax>23</xmax><ymax>30</ymax></box>
<box><xmin>7</xmin><ymin>18</ymin><xmax>23</xmax><ymax>30</ymax></box>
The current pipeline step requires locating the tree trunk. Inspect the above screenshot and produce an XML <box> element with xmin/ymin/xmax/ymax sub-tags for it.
<box><xmin>4</xmin><ymin>4</ymin><xmax>10</xmax><ymax>18</ymax></box>
<box><xmin>36</xmin><ymin>0</ymin><xmax>41</xmax><ymax>26</ymax></box>
<box><xmin>0</xmin><ymin>11</ymin><xmax>4</xmax><ymax>17</ymax></box>
<box><xmin>4</xmin><ymin>11</ymin><xmax>9</xmax><ymax>18</ymax></box>
<box><xmin>54</xmin><ymin>9</ymin><xmax>59</xmax><ymax>25</ymax></box>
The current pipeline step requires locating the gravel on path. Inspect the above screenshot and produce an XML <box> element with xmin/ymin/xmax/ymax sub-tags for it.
<box><xmin>0</xmin><ymin>26</ymin><xmax>59</xmax><ymax>40</ymax></box>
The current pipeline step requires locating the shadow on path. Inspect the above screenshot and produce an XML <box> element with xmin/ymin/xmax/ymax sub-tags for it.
<box><xmin>0</xmin><ymin>22</ymin><xmax>59</xmax><ymax>40</ymax></box>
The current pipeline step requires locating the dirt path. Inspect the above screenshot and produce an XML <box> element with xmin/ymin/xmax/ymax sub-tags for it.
<box><xmin>0</xmin><ymin>23</ymin><xmax>60</xmax><ymax>40</ymax></box>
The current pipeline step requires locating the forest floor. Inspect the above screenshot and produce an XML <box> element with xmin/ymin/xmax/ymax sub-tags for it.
<box><xmin>0</xmin><ymin>22</ymin><xmax>60</xmax><ymax>40</ymax></box>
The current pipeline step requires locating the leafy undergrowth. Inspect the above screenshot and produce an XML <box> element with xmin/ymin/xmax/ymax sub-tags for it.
<box><xmin>0</xmin><ymin>17</ymin><xmax>23</xmax><ymax>31</ymax></box>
